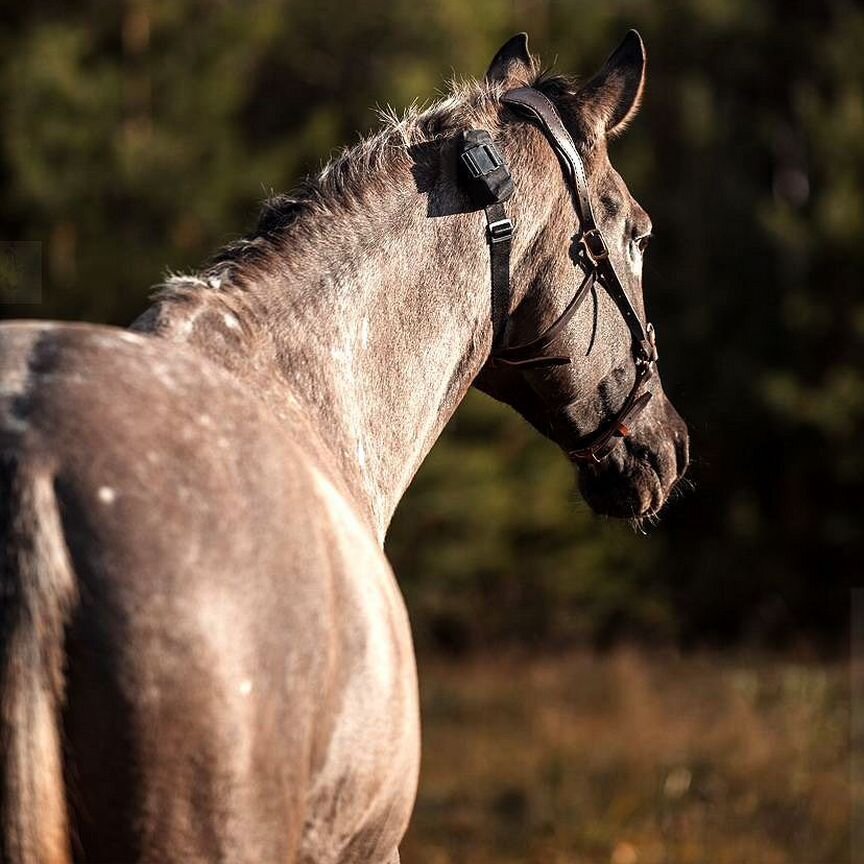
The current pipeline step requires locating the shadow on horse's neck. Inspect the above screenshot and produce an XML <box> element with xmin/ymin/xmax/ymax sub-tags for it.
<box><xmin>134</xmin><ymin>143</ymin><xmax>506</xmax><ymax>540</ymax></box>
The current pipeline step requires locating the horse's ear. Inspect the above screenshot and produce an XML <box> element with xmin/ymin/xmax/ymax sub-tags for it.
<box><xmin>486</xmin><ymin>33</ymin><xmax>533</xmax><ymax>85</ymax></box>
<box><xmin>576</xmin><ymin>30</ymin><xmax>646</xmax><ymax>138</ymax></box>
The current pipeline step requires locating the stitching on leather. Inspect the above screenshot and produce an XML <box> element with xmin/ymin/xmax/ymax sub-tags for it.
<box><xmin>503</xmin><ymin>89</ymin><xmax>596</xmax><ymax>227</ymax></box>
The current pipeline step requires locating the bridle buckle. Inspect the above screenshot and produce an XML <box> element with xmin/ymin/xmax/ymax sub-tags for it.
<box><xmin>580</xmin><ymin>228</ymin><xmax>609</xmax><ymax>264</ymax></box>
<box><xmin>487</xmin><ymin>217</ymin><xmax>514</xmax><ymax>245</ymax></box>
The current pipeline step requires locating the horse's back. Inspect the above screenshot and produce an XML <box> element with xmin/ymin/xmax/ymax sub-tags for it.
<box><xmin>0</xmin><ymin>320</ymin><xmax>418</xmax><ymax>863</ymax></box>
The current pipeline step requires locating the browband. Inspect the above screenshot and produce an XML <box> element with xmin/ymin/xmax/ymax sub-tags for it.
<box><xmin>457</xmin><ymin>86</ymin><xmax>659</xmax><ymax>463</ymax></box>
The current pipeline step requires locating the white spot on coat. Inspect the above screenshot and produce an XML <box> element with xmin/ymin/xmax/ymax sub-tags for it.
<box><xmin>357</xmin><ymin>442</ymin><xmax>366</xmax><ymax>470</ymax></box>
<box><xmin>238</xmin><ymin>679</ymin><xmax>253</xmax><ymax>697</ymax></box>
<box><xmin>97</xmin><ymin>486</ymin><xmax>116</xmax><ymax>504</ymax></box>
<box><xmin>223</xmin><ymin>313</ymin><xmax>240</xmax><ymax>330</ymax></box>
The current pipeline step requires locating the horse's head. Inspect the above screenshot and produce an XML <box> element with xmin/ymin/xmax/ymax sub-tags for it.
<box><xmin>473</xmin><ymin>31</ymin><xmax>689</xmax><ymax>520</ymax></box>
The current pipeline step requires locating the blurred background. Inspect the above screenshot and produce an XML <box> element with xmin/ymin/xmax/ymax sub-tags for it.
<box><xmin>0</xmin><ymin>1</ymin><xmax>860</xmax><ymax>861</ymax></box>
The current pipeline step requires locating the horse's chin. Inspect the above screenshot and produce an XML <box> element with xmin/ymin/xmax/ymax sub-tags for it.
<box><xmin>576</xmin><ymin>457</ymin><xmax>666</xmax><ymax>519</ymax></box>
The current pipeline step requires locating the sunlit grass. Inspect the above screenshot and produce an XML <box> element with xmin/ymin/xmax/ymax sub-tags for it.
<box><xmin>403</xmin><ymin>650</ymin><xmax>850</xmax><ymax>864</ymax></box>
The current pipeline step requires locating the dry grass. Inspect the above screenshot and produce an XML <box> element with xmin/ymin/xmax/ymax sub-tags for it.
<box><xmin>402</xmin><ymin>650</ymin><xmax>850</xmax><ymax>864</ymax></box>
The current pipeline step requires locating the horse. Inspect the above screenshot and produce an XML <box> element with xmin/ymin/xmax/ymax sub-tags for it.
<box><xmin>0</xmin><ymin>30</ymin><xmax>688</xmax><ymax>864</ymax></box>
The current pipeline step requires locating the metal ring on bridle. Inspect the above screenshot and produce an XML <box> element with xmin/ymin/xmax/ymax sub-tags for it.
<box><xmin>580</xmin><ymin>228</ymin><xmax>609</xmax><ymax>264</ymax></box>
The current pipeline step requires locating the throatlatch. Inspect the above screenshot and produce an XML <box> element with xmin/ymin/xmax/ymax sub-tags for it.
<box><xmin>457</xmin><ymin>87</ymin><xmax>660</xmax><ymax>463</ymax></box>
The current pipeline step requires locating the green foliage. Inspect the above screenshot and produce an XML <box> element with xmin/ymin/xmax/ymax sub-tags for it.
<box><xmin>1</xmin><ymin>0</ymin><xmax>860</xmax><ymax>647</ymax></box>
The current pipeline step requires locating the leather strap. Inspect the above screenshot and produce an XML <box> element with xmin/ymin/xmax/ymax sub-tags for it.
<box><xmin>484</xmin><ymin>200</ymin><xmax>514</xmax><ymax>351</ymax></box>
<box><xmin>459</xmin><ymin>87</ymin><xmax>661</xmax><ymax>463</ymax></box>
<box><xmin>458</xmin><ymin>131</ymin><xmax>515</xmax><ymax>350</ymax></box>
<box><xmin>496</xmin><ymin>87</ymin><xmax>660</xmax><ymax>462</ymax></box>
<box><xmin>566</xmin><ymin>367</ymin><xmax>653</xmax><ymax>463</ymax></box>
<box><xmin>501</xmin><ymin>87</ymin><xmax>655</xmax><ymax>364</ymax></box>
<box><xmin>502</xmin><ymin>88</ymin><xmax>598</xmax><ymax>235</ymax></box>
<box><xmin>494</xmin><ymin>269</ymin><xmax>595</xmax><ymax>367</ymax></box>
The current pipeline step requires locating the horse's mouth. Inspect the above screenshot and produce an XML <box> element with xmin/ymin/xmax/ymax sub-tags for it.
<box><xmin>576</xmin><ymin>456</ymin><xmax>667</xmax><ymax>519</ymax></box>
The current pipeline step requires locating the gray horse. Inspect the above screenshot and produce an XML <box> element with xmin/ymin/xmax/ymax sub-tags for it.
<box><xmin>0</xmin><ymin>31</ymin><xmax>687</xmax><ymax>864</ymax></box>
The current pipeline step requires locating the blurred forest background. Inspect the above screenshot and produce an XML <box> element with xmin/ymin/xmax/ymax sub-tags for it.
<box><xmin>0</xmin><ymin>1</ymin><xmax>860</xmax><ymax>861</ymax></box>
<box><xmin>1</xmin><ymin>0</ymin><xmax>860</xmax><ymax>650</ymax></box>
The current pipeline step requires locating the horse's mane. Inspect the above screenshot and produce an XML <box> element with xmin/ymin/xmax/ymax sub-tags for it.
<box><xmin>156</xmin><ymin>63</ymin><xmax>575</xmax><ymax>299</ymax></box>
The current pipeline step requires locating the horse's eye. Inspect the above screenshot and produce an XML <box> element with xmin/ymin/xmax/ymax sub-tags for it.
<box><xmin>635</xmin><ymin>233</ymin><xmax>653</xmax><ymax>253</ymax></box>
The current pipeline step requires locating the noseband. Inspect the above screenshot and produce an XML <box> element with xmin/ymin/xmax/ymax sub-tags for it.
<box><xmin>459</xmin><ymin>87</ymin><xmax>658</xmax><ymax>463</ymax></box>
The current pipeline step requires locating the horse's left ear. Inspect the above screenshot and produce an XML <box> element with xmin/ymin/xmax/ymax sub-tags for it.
<box><xmin>577</xmin><ymin>30</ymin><xmax>646</xmax><ymax>138</ymax></box>
<box><xmin>486</xmin><ymin>33</ymin><xmax>533</xmax><ymax>85</ymax></box>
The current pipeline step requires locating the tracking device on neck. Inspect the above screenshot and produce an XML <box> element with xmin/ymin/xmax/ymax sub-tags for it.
<box><xmin>459</xmin><ymin>130</ymin><xmax>515</xmax><ymax>351</ymax></box>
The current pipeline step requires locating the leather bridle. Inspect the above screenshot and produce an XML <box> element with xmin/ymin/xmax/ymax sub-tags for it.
<box><xmin>459</xmin><ymin>86</ymin><xmax>659</xmax><ymax>463</ymax></box>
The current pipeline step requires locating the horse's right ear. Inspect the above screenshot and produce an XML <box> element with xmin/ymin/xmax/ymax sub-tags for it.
<box><xmin>486</xmin><ymin>33</ymin><xmax>533</xmax><ymax>85</ymax></box>
<box><xmin>576</xmin><ymin>30</ymin><xmax>646</xmax><ymax>139</ymax></box>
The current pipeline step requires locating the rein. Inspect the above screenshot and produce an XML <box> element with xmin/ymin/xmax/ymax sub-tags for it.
<box><xmin>458</xmin><ymin>86</ymin><xmax>658</xmax><ymax>463</ymax></box>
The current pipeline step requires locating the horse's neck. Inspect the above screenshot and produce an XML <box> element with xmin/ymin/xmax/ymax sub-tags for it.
<box><xmin>137</xmin><ymin>171</ymin><xmax>495</xmax><ymax>538</ymax></box>
<box><xmin>273</xmin><ymin>196</ymin><xmax>497</xmax><ymax>535</ymax></box>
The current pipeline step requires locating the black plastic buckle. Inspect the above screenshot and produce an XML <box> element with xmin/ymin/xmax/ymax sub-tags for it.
<box><xmin>487</xmin><ymin>217</ymin><xmax>514</xmax><ymax>245</ymax></box>
<box><xmin>461</xmin><ymin>142</ymin><xmax>504</xmax><ymax>178</ymax></box>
